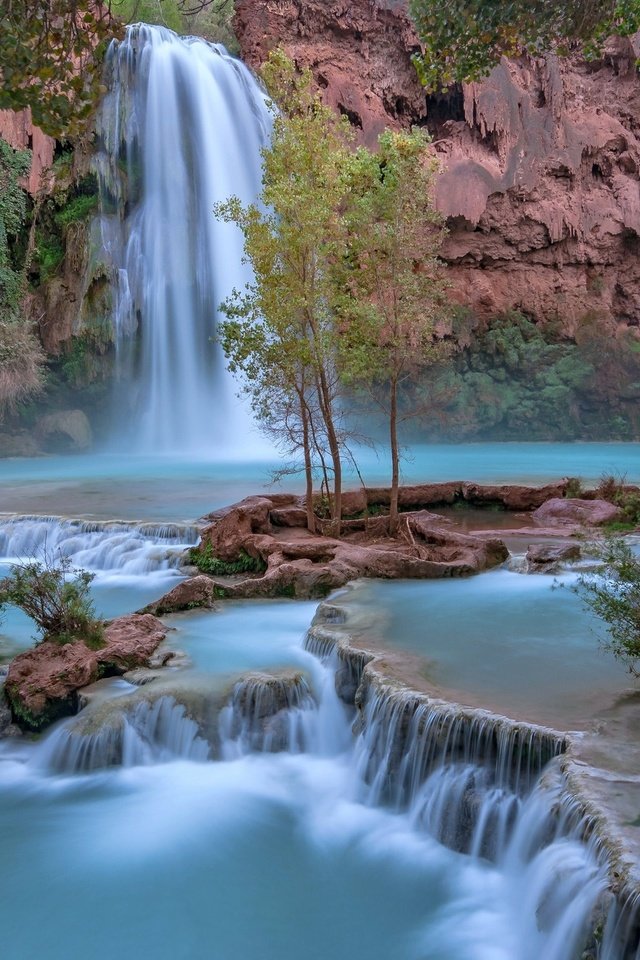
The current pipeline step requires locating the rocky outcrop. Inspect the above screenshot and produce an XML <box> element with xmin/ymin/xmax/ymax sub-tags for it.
<box><xmin>35</xmin><ymin>408</ymin><xmax>92</xmax><ymax>451</ymax></box>
<box><xmin>165</xmin><ymin>485</ymin><xmax>543</xmax><ymax>601</ymax></box>
<box><xmin>532</xmin><ymin>497</ymin><xmax>622</xmax><ymax>526</ymax></box>
<box><xmin>142</xmin><ymin>575</ymin><xmax>221</xmax><ymax>616</ymax></box>
<box><xmin>236</xmin><ymin>0</ymin><xmax>640</xmax><ymax>333</ymax></box>
<box><xmin>4</xmin><ymin>613</ymin><xmax>167</xmax><ymax>731</ymax></box>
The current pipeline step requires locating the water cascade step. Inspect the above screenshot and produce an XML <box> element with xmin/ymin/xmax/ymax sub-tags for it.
<box><xmin>36</xmin><ymin>694</ymin><xmax>210</xmax><ymax>773</ymax></box>
<box><xmin>95</xmin><ymin>24</ymin><xmax>272</xmax><ymax>453</ymax></box>
<box><xmin>0</xmin><ymin>515</ymin><xmax>198</xmax><ymax>574</ymax></box>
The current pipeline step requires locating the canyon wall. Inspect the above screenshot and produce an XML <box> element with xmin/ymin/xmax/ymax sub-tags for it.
<box><xmin>235</xmin><ymin>0</ymin><xmax>640</xmax><ymax>336</ymax></box>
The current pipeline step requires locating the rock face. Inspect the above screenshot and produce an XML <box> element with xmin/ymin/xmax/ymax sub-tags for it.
<box><xmin>235</xmin><ymin>0</ymin><xmax>424</xmax><ymax>150</ymax></box>
<box><xmin>236</xmin><ymin>0</ymin><xmax>640</xmax><ymax>333</ymax></box>
<box><xmin>4</xmin><ymin>613</ymin><xmax>167</xmax><ymax>731</ymax></box>
<box><xmin>0</xmin><ymin>108</ymin><xmax>55</xmax><ymax>195</ymax></box>
<box><xmin>525</xmin><ymin>542</ymin><xmax>582</xmax><ymax>572</ymax></box>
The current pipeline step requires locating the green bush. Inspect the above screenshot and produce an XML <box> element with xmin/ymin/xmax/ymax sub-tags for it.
<box><xmin>188</xmin><ymin>543</ymin><xmax>267</xmax><ymax>576</ymax></box>
<box><xmin>577</xmin><ymin>538</ymin><xmax>640</xmax><ymax>677</ymax></box>
<box><xmin>0</xmin><ymin>555</ymin><xmax>105</xmax><ymax>649</ymax></box>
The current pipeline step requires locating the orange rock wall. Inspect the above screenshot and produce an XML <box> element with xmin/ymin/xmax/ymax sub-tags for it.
<box><xmin>235</xmin><ymin>0</ymin><xmax>640</xmax><ymax>333</ymax></box>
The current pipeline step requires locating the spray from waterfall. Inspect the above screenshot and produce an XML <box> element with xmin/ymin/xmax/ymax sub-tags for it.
<box><xmin>95</xmin><ymin>25</ymin><xmax>272</xmax><ymax>455</ymax></box>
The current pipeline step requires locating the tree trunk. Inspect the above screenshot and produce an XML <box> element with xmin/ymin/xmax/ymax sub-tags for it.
<box><xmin>389</xmin><ymin>375</ymin><xmax>399</xmax><ymax>538</ymax></box>
<box><xmin>298</xmin><ymin>389</ymin><xmax>316</xmax><ymax>534</ymax></box>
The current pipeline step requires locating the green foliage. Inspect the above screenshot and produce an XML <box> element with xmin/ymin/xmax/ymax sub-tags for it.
<box><xmin>409</xmin><ymin>311</ymin><xmax>597</xmax><ymax>440</ymax></box>
<box><xmin>110</xmin><ymin>0</ymin><xmax>184</xmax><ymax>32</ymax></box>
<box><xmin>0</xmin><ymin>138</ymin><xmax>30</xmax><ymax>320</ymax></box>
<box><xmin>54</xmin><ymin>193</ymin><xmax>99</xmax><ymax>228</ymax></box>
<box><xmin>0</xmin><ymin>1</ymin><xmax>233</xmax><ymax>138</ymax></box>
<box><xmin>0</xmin><ymin>555</ymin><xmax>105</xmax><ymax>649</ymax></box>
<box><xmin>0</xmin><ymin>139</ymin><xmax>45</xmax><ymax>416</ymax></box>
<box><xmin>0</xmin><ymin>1</ymin><xmax>117</xmax><ymax>138</ymax></box>
<box><xmin>216</xmin><ymin>49</ymin><xmax>355</xmax><ymax>525</ymax></box>
<box><xmin>183</xmin><ymin>0</ymin><xmax>238</xmax><ymax>53</ymax></box>
<box><xmin>34</xmin><ymin>232</ymin><xmax>66</xmax><ymax>281</ymax></box>
<box><xmin>577</xmin><ymin>537</ymin><xmax>640</xmax><ymax>676</ymax></box>
<box><xmin>188</xmin><ymin>543</ymin><xmax>267</xmax><ymax>576</ymax></box>
<box><xmin>596</xmin><ymin>474</ymin><xmax>640</xmax><ymax>529</ymax></box>
<box><xmin>408</xmin><ymin>0</ymin><xmax>640</xmax><ymax>91</ymax></box>
<box><xmin>335</xmin><ymin>128</ymin><xmax>449</xmax><ymax>531</ymax></box>
<box><xmin>564</xmin><ymin>477</ymin><xmax>584</xmax><ymax>498</ymax></box>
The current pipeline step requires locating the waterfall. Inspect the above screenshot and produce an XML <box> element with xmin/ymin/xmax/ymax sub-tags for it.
<box><xmin>95</xmin><ymin>24</ymin><xmax>272</xmax><ymax>454</ymax></box>
<box><xmin>36</xmin><ymin>695</ymin><xmax>210</xmax><ymax>773</ymax></box>
<box><xmin>218</xmin><ymin>672</ymin><xmax>317</xmax><ymax>758</ymax></box>
<box><xmin>0</xmin><ymin>515</ymin><xmax>198</xmax><ymax>574</ymax></box>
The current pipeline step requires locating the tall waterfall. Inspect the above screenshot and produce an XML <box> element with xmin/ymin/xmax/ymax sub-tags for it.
<box><xmin>96</xmin><ymin>25</ymin><xmax>271</xmax><ymax>454</ymax></box>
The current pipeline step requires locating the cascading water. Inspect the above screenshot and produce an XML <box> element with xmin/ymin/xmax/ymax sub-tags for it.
<box><xmin>4</xmin><ymin>620</ymin><xmax>637</xmax><ymax>959</ymax></box>
<box><xmin>95</xmin><ymin>25</ymin><xmax>272</xmax><ymax>454</ymax></box>
<box><xmin>0</xmin><ymin>514</ymin><xmax>198</xmax><ymax>575</ymax></box>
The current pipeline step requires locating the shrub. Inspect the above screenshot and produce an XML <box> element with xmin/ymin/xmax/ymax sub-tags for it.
<box><xmin>0</xmin><ymin>555</ymin><xmax>105</xmax><ymax>649</ymax></box>
<box><xmin>564</xmin><ymin>477</ymin><xmax>583</xmax><ymax>499</ymax></box>
<box><xmin>576</xmin><ymin>537</ymin><xmax>640</xmax><ymax>676</ymax></box>
<box><xmin>188</xmin><ymin>543</ymin><xmax>267</xmax><ymax>577</ymax></box>
<box><xmin>0</xmin><ymin>320</ymin><xmax>45</xmax><ymax>416</ymax></box>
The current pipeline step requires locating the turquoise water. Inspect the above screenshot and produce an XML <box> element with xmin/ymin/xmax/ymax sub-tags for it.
<box><xmin>338</xmin><ymin>570</ymin><xmax>628</xmax><ymax>729</ymax></box>
<box><xmin>1</xmin><ymin>443</ymin><xmax>639</xmax><ymax>520</ymax></box>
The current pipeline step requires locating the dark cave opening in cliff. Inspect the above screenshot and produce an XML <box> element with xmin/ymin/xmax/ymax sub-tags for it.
<box><xmin>425</xmin><ymin>83</ymin><xmax>465</xmax><ymax>139</ymax></box>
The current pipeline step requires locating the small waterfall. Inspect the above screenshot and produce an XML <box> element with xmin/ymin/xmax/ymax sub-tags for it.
<box><xmin>36</xmin><ymin>695</ymin><xmax>210</xmax><ymax>773</ymax></box>
<box><xmin>95</xmin><ymin>24</ymin><xmax>272</xmax><ymax>454</ymax></box>
<box><xmin>219</xmin><ymin>673</ymin><xmax>317</xmax><ymax>758</ymax></box>
<box><xmin>0</xmin><ymin>515</ymin><xmax>198</xmax><ymax>574</ymax></box>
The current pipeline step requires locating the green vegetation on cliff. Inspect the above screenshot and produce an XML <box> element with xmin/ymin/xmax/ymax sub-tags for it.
<box><xmin>0</xmin><ymin>139</ymin><xmax>45</xmax><ymax>416</ymax></box>
<box><xmin>401</xmin><ymin>311</ymin><xmax>640</xmax><ymax>441</ymax></box>
<box><xmin>409</xmin><ymin>0</ymin><xmax>640</xmax><ymax>90</ymax></box>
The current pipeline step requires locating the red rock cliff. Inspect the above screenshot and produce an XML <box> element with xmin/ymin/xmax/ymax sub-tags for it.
<box><xmin>0</xmin><ymin>108</ymin><xmax>55</xmax><ymax>195</ymax></box>
<box><xmin>235</xmin><ymin>0</ymin><xmax>640</xmax><ymax>333</ymax></box>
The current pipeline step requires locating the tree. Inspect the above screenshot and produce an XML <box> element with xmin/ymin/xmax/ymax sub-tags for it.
<box><xmin>215</xmin><ymin>50</ymin><xmax>354</xmax><ymax>532</ymax></box>
<box><xmin>408</xmin><ymin>0</ymin><xmax>640</xmax><ymax>92</ymax></box>
<box><xmin>577</xmin><ymin>537</ymin><xmax>640</xmax><ymax>677</ymax></box>
<box><xmin>0</xmin><ymin>0</ymin><xmax>225</xmax><ymax>138</ymax></box>
<box><xmin>336</xmin><ymin>129</ymin><xmax>449</xmax><ymax>535</ymax></box>
<box><xmin>0</xmin><ymin>554</ymin><xmax>105</xmax><ymax>648</ymax></box>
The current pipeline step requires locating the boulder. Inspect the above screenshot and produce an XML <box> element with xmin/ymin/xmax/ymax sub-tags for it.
<box><xmin>5</xmin><ymin>613</ymin><xmax>167</xmax><ymax>731</ymax></box>
<box><xmin>532</xmin><ymin>498</ymin><xmax>621</xmax><ymax>527</ymax></box>
<box><xmin>143</xmin><ymin>576</ymin><xmax>221</xmax><ymax>616</ymax></box>
<box><xmin>36</xmin><ymin>409</ymin><xmax>92</xmax><ymax>452</ymax></box>
<box><xmin>270</xmin><ymin>506</ymin><xmax>308</xmax><ymax>527</ymax></box>
<box><xmin>526</xmin><ymin>543</ymin><xmax>581</xmax><ymax>572</ymax></box>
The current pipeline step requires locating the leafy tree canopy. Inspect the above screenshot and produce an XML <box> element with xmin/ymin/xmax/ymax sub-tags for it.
<box><xmin>409</xmin><ymin>0</ymin><xmax>640</xmax><ymax>90</ymax></box>
<box><xmin>0</xmin><ymin>0</ymin><xmax>229</xmax><ymax>138</ymax></box>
